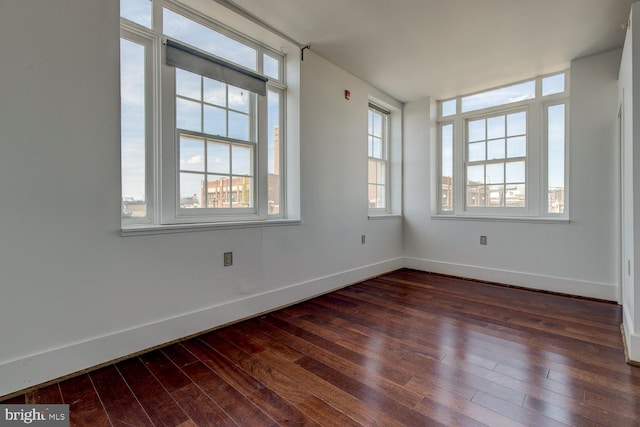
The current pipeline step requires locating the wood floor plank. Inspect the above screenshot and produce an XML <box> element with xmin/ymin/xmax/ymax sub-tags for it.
<box><xmin>26</xmin><ymin>383</ymin><xmax>63</xmax><ymax>404</ymax></box>
<box><xmin>116</xmin><ymin>357</ymin><xmax>190</xmax><ymax>427</ymax></box>
<box><xmin>176</xmin><ymin>361</ymin><xmax>278</xmax><ymax>427</ymax></box>
<box><xmin>3</xmin><ymin>269</ymin><xmax>639</xmax><ymax>426</ymax></box>
<box><xmin>140</xmin><ymin>350</ymin><xmax>192</xmax><ymax>393</ymax></box>
<box><xmin>296</xmin><ymin>355</ymin><xmax>445</xmax><ymax>427</ymax></box>
<box><xmin>162</xmin><ymin>343</ymin><xmax>199</xmax><ymax>368</ymax></box>
<box><xmin>58</xmin><ymin>374</ymin><xmax>111</xmax><ymax>427</ymax></box>
<box><xmin>171</xmin><ymin>383</ymin><xmax>236</xmax><ymax>427</ymax></box>
<box><xmin>90</xmin><ymin>365</ymin><xmax>153</xmax><ymax>427</ymax></box>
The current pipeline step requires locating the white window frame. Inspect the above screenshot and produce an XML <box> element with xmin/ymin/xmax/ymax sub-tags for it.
<box><xmin>368</xmin><ymin>103</ymin><xmax>390</xmax><ymax>215</ymax></box>
<box><xmin>436</xmin><ymin>71</ymin><xmax>570</xmax><ymax>220</ymax></box>
<box><xmin>120</xmin><ymin>0</ymin><xmax>292</xmax><ymax>232</ymax></box>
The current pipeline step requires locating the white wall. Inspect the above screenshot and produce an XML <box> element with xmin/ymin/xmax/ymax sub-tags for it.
<box><xmin>404</xmin><ymin>49</ymin><xmax>621</xmax><ymax>302</ymax></box>
<box><xmin>0</xmin><ymin>0</ymin><xmax>403</xmax><ymax>397</ymax></box>
<box><xmin>619</xmin><ymin>2</ymin><xmax>640</xmax><ymax>362</ymax></box>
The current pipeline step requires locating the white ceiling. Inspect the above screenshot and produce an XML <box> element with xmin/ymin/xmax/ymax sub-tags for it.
<box><xmin>231</xmin><ymin>0</ymin><xmax>635</xmax><ymax>102</ymax></box>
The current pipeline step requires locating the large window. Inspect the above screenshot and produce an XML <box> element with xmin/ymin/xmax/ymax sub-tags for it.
<box><xmin>437</xmin><ymin>72</ymin><xmax>569</xmax><ymax>218</ymax></box>
<box><xmin>368</xmin><ymin>104</ymin><xmax>390</xmax><ymax>213</ymax></box>
<box><xmin>120</xmin><ymin>0</ymin><xmax>287</xmax><ymax>228</ymax></box>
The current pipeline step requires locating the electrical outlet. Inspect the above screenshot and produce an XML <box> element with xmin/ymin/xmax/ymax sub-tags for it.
<box><xmin>361</xmin><ymin>235</ymin><xmax>366</xmax><ymax>244</ymax></box>
<box><xmin>480</xmin><ymin>235</ymin><xmax>487</xmax><ymax>245</ymax></box>
<box><xmin>224</xmin><ymin>252</ymin><xmax>233</xmax><ymax>267</ymax></box>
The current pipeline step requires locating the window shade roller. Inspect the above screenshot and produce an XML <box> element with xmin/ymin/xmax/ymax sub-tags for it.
<box><xmin>368</xmin><ymin>102</ymin><xmax>391</xmax><ymax>116</ymax></box>
<box><xmin>165</xmin><ymin>39</ymin><xmax>268</xmax><ymax>96</ymax></box>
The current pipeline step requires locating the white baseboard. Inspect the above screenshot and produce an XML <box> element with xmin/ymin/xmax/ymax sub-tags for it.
<box><xmin>404</xmin><ymin>257</ymin><xmax>618</xmax><ymax>301</ymax></box>
<box><xmin>0</xmin><ymin>257</ymin><xmax>403</xmax><ymax>398</ymax></box>
<box><xmin>622</xmin><ymin>306</ymin><xmax>640</xmax><ymax>363</ymax></box>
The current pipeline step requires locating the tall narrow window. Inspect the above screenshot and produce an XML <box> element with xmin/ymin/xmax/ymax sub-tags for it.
<box><xmin>440</xmin><ymin>123</ymin><xmax>453</xmax><ymax>212</ymax></box>
<box><xmin>267</xmin><ymin>89</ymin><xmax>282</xmax><ymax>215</ymax></box>
<box><xmin>547</xmin><ymin>103</ymin><xmax>566</xmax><ymax>214</ymax></box>
<box><xmin>120</xmin><ymin>36</ymin><xmax>149</xmax><ymax>220</ymax></box>
<box><xmin>368</xmin><ymin>104</ymin><xmax>389</xmax><ymax>212</ymax></box>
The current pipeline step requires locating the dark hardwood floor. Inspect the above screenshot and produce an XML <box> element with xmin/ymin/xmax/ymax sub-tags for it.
<box><xmin>2</xmin><ymin>269</ymin><xmax>638</xmax><ymax>426</ymax></box>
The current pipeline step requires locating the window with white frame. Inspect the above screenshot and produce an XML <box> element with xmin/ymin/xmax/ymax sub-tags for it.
<box><xmin>368</xmin><ymin>104</ymin><xmax>390</xmax><ymax>213</ymax></box>
<box><xmin>120</xmin><ymin>0</ymin><xmax>286</xmax><ymax>227</ymax></box>
<box><xmin>437</xmin><ymin>72</ymin><xmax>568</xmax><ymax>218</ymax></box>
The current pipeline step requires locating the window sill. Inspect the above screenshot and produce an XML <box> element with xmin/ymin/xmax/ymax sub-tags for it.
<box><xmin>368</xmin><ymin>214</ymin><xmax>403</xmax><ymax>221</ymax></box>
<box><xmin>431</xmin><ymin>214</ymin><xmax>569</xmax><ymax>224</ymax></box>
<box><xmin>121</xmin><ymin>218</ymin><xmax>302</xmax><ymax>236</ymax></box>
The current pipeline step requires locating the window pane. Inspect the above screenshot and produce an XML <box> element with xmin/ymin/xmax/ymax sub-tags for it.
<box><xmin>468</xmin><ymin>119</ymin><xmax>486</xmax><ymax>142</ymax></box>
<box><xmin>462</xmin><ymin>80</ymin><xmax>535</xmax><ymax>113</ymax></box>
<box><xmin>263</xmin><ymin>54</ymin><xmax>279</xmax><ymax>79</ymax></box>
<box><xmin>232</xmin><ymin>145</ymin><xmax>252</xmax><ymax>176</ymax></box>
<box><xmin>180</xmin><ymin>173</ymin><xmax>203</xmax><ymax>208</ymax></box>
<box><xmin>487</xmin><ymin>116</ymin><xmax>505</xmax><ymax>139</ymax></box>
<box><xmin>163</xmin><ymin>8</ymin><xmax>257</xmax><ymax>71</ymax></box>
<box><xmin>486</xmin><ymin>163</ymin><xmax>504</xmax><ymax>184</ymax></box>
<box><xmin>176</xmin><ymin>69</ymin><xmax>201</xmax><ymax>101</ymax></box>
<box><xmin>203</xmin><ymin>105</ymin><xmax>226</xmax><ymax>136</ymax></box>
<box><xmin>506</xmin><ymin>184</ymin><xmax>525</xmax><ymax>207</ymax></box>
<box><xmin>467</xmin><ymin>165</ymin><xmax>484</xmax><ymax>185</ymax></box>
<box><xmin>441</xmin><ymin>125</ymin><xmax>453</xmax><ymax>177</ymax></box>
<box><xmin>507</xmin><ymin>136</ymin><xmax>526</xmax><ymax>158</ymax></box>
<box><xmin>207</xmin><ymin>141</ymin><xmax>230</xmax><ymax>174</ymax></box>
<box><xmin>120</xmin><ymin>0</ymin><xmax>152</xmax><ymax>28</ymax></box>
<box><xmin>377</xmin><ymin>162</ymin><xmax>386</xmax><ymax>185</ymax></box>
<box><xmin>228</xmin><ymin>111</ymin><xmax>250</xmax><ymax>141</ymax></box>
<box><xmin>268</xmin><ymin>90</ymin><xmax>281</xmax><ymax>215</ymax></box>
<box><xmin>203</xmin><ymin>78</ymin><xmax>226</xmax><ymax>106</ymax></box>
<box><xmin>467</xmin><ymin>185</ymin><xmax>485</xmax><ymax>207</ymax></box>
<box><xmin>228</xmin><ymin>85</ymin><xmax>249</xmax><ymax>113</ymax></box>
<box><xmin>441</xmin><ymin>124</ymin><xmax>453</xmax><ymax>212</ymax></box>
<box><xmin>548</xmin><ymin>104</ymin><xmax>565</xmax><ymax>214</ymax></box>
<box><xmin>442</xmin><ymin>99</ymin><xmax>456</xmax><ymax>117</ymax></box>
<box><xmin>542</xmin><ymin>74</ymin><xmax>565</xmax><ymax>96</ymax></box>
<box><xmin>120</xmin><ymin>38</ymin><xmax>147</xmax><ymax>219</ymax></box>
<box><xmin>487</xmin><ymin>139</ymin><xmax>505</xmax><ymax>160</ymax></box>
<box><xmin>176</xmin><ymin>98</ymin><xmax>201</xmax><ymax>132</ymax></box>
<box><xmin>507</xmin><ymin>112</ymin><xmax>526</xmax><ymax>136</ymax></box>
<box><xmin>372</xmin><ymin>137</ymin><xmax>382</xmax><ymax>159</ymax></box>
<box><xmin>180</xmin><ymin>136</ymin><xmax>205</xmax><ymax>172</ymax></box>
<box><xmin>506</xmin><ymin>161</ymin><xmax>525</xmax><ymax>183</ymax></box>
<box><xmin>468</xmin><ymin>142</ymin><xmax>485</xmax><ymax>162</ymax></box>
<box><xmin>232</xmin><ymin>177</ymin><xmax>253</xmax><ymax>208</ymax></box>
<box><xmin>377</xmin><ymin>184</ymin><xmax>386</xmax><ymax>208</ymax></box>
<box><xmin>206</xmin><ymin>175</ymin><xmax>230</xmax><ymax>208</ymax></box>
<box><xmin>487</xmin><ymin>185</ymin><xmax>504</xmax><ymax>207</ymax></box>
<box><xmin>372</xmin><ymin>111</ymin><xmax>383</xmax><ymax>137</ymax></box>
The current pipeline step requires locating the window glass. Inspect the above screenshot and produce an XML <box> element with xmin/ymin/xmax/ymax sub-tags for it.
<box><xmin>120</xmin><ymin>38</ymin><xmax>147</xmax><ymax>219</ymax></box>
<box><xmin>263</xmin><ymin>54</ymin><xmax>280</xmax><ymax>80</ymax></box>
<box><xmin>442</xmin><ymin>99</ymin><xmax>456</xmax><ymax>117</ymax></box>
<box><xmin>462</xmin><ymin>81</ymin><xmax>535</xmax><ymax>113</ymax></box>
<box><xmin>120</xmin><ymin>0</ymin><xmax>152</xmax><ymax>28</ymax></box>
<box><xmin>547</xmin><ymin>104</ymin><xmax>565</xmax><ymax>213</ymax></box>
<box><xmin>440</xmin><ymin>124</ymin><xmax>453</xmax><ymax>212</ymax></box>
<box><xmin>268</xmin><ymin>90</ymin><xmax>282</xmax><ymax>215</ymax></box>
<box><xmin>163</xmin><ymin>8</ymin><xmax>257</xmax><ymax>71</ymax></box>
<box><xmin>542</xmin><ymin>74</ymin><xmax>565</xmax><ymax>96</ymax></box>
